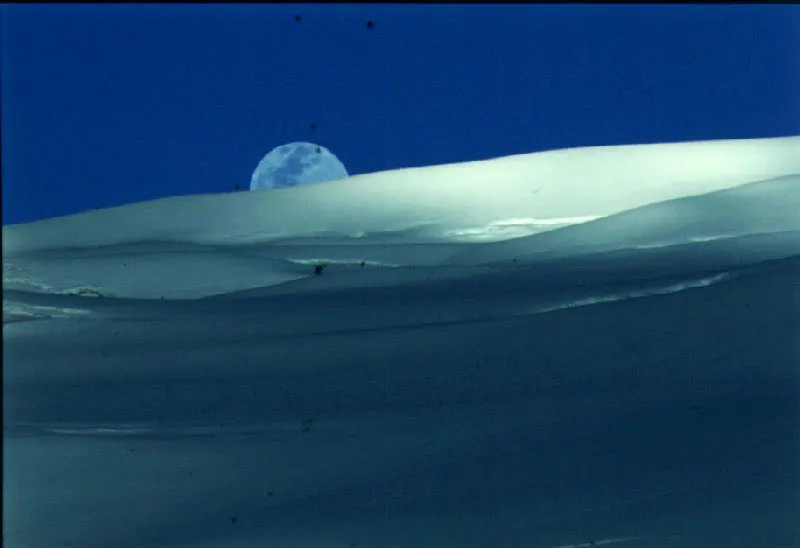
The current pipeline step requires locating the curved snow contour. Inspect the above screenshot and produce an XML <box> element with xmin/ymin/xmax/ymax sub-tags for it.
<box><xmin>3</xmin><ymin>136</ymin><xmax>799</xmax><ymax>255</ymax></box>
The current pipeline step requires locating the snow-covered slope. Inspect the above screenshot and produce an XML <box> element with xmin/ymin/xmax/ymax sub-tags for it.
<box><xmin>3</xmin><ymin>136</ymin><xmax>799</xmax><ymax>548</ymax></box>
<box><xmin>450</xmin><ymin>174</ymin><xmax>800</xmax><ymax>265</ymax></box>
<box><xmin>4</xmin><ymin>136</ymin><xmax>798</xmax><ymax>253</ymax></box>
<box><xmin>3</xmin><ymin>136</ymin><xmax>799</xmax><ymax>301</ymax></box>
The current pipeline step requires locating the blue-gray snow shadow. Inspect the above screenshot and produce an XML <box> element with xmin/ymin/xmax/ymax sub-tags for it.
<box><xmin>3</xmin><ymin>254</ymin><xmax>799</xmax><ymax>547</ymax></box>
<box><xmin>4</xmin><ymin>176</ymin><xmax>800</xmax><ymax>547</ymax></box>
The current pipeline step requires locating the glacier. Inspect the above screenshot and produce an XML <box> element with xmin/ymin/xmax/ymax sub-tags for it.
<box><xmin>3</xmin><ymin>136</ymin><xmax>799</xmax><ymax>547</ymax></box>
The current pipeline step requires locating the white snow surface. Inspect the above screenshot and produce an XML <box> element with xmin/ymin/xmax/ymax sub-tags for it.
<box><xmin>3</xmin><ymin>136</ymin><xmax>799</xmax><ymax>301</ymax></box>
<box><xmin>3</xmin><ymin>136</ymin><xmax>800</xmax><ymax>547</ymax></box>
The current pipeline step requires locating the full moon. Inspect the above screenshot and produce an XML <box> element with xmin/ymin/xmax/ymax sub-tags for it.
<box><xmin>250</xmin><ymin>142</ymin><xmax>349</xmax><ymax>191</ymax></box>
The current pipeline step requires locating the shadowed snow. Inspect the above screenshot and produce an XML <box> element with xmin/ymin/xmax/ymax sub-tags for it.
<box><xmin>3</xmin><ymin>136</ymin><xmax>799</xmax><ymax>547</ymax></box>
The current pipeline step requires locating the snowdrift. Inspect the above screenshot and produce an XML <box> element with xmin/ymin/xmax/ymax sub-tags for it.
<box><xmin>3</xmin><ymin>136</ymin><xmax>799</xmax><ymax>548</ymax></box>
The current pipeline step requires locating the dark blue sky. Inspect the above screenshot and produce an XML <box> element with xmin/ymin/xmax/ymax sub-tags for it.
<box><xmin>2</xmin><ymin>4</ymin><xmax>798</xmax><ymax>225</ymax></box>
